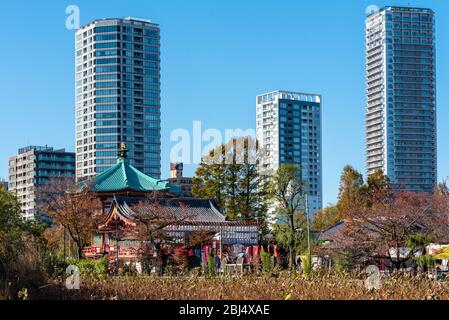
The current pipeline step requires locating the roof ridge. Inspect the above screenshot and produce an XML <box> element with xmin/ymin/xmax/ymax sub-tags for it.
<box><xmin>209</xmin><ymin>200</ymin><xmax>226</xmax><ymax>220</ymax></box>
<box><xmin>121</xmin><ymin>159</ymin><xmax>130</xmax><ymax>188</ymax></box>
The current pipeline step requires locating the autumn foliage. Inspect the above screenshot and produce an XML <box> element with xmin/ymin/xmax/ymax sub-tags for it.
<box><xmin>326</xmin><ymin>189</ymin><xmax>449</xmax><ymax>269</ymax></box>
<box><xmin>37</xmin><ymin>178</ymin><xmax>103</xmax><ymax>260</ymax></box>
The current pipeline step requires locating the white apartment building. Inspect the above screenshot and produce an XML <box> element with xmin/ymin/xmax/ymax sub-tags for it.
<box><xmin>256</xmin><ymin>90</ymin><xmax>322</xmax><ymax>216</ymax></box>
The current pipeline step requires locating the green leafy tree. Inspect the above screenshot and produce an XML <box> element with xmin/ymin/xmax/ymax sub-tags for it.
<box><xmin>336</xmin><ymin>165</ymin><xmax>364</xmax><ymax>215</ymax></box>
<box><xmin>237</xmin><ymin>138</ymin><xmax>260</xmax><ymax>219</ymax></box>
<box><xmin>312</xmin><ymin>205</ymin><xmax>342</xmax><ymax>231</ymax></box>
<box><xmin>270</xmin><ymin>164</ymin><xmax>308</xmax><ymax>270</ymax></box>
<box><xmin>223</xmin><ymin>139</ymin><xmax>241</xmax><ymax>218</ymax></box>
<box><xmin>0</xmin><ymin>186</ymin><xmax>49</xmax><ymax>298</ymax></box>
<box><xmin>192</xmin><ymin>147</ymin><xmax>227</xmax><ymax>210</ymax></box>
<box><xmin>334</xmin><ymin>166</ymin><xmax>391</xmax><ymax>216</ymax></box>
<box><xmin>192</xmin><ymin>136</ymin><xmax>269</xmax><ymax>224</ymax></box>
<box><xmin>273</xmin><ymin>221</ymin><xmax>307</xmax><ymax>267</ymax></box>
<box><xmin>0</xmin><ymin>186</ymin><xmax>26</xmax><ymax>291</ymax></box>
<box><xmin>254</xmin><ymin>181</ymin><xmax>271</xmax><ymax>242</ymax></box>
<box><xmin>360</xmin><ymin>169</ymin><xmax>391</xmax><ymax>207</ymax></box>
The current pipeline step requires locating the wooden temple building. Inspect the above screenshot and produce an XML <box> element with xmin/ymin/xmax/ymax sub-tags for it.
<box><xmin>82</xmin><ymin>147</ymin><xmax>259</xmax><ymax>271</ymax></box>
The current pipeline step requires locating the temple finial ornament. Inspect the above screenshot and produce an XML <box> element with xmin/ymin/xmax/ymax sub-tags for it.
<box><xmin>118</xmin><ymin>142</ymin><xmax>128</xmax><ymax>159</ymax></box>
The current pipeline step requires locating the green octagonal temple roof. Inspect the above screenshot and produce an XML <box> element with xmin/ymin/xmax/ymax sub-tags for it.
<box><xmin>90</xmin><ymin>157</ymin><xmax>182</xmax><ymax>194</ymax></box>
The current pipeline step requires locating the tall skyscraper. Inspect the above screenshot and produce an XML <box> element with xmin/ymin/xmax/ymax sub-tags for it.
<box><xmin>365</xmin><ymin>7</ymin><xmax>436</xmax><ymax>192</ymax></box>
<box><xmin>75</xmin><ymin>18</ymin><xmax>161</xmax><ymax>181</ymax></box>
<box><xmin>256</xmin><ymin>90</ymin><xmax>322</xmax><ymax>215</ymax></box>
<box><xmin>8</xmin><ymin>146</ymin><xmax>75</xmax><ymax>220</ymax></box>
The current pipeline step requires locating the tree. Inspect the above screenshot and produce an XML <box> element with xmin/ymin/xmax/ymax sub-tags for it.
<box><xmin>335</xmin><ymin>166</ymin><xmax>392</xmax><ymax>217</ymax></box>
<box><xmin>336</xmin><ymin>165</ymin><xmax>364</xmax><ymax>214</ymax></box>
<box><xmin>329</xmin><ymin>190</ymin><xmax>449</xmax><ymax>270</ymax></box>
<box><xmin>435</xmin><ymin>179</ymin><xmax>449</xmax><ymax>196</ymax></box>
<box><xmin>359</xmin><ymin>169</ymin><xmax>391</xmax><ymax>208</ymax></box>
<box><xmin>273</xmin><ymin>221</ymin><xmax>307</xmax><ymax>267</ymax></box>
<box><xmin>0</xmin><ymin>187</ymin><xmax>49</xmax><ymax>299</ymax></box>
<box><xmin>192</xmin><ymin>144</ymin><xmax>228</xmax><ymax>211</ymax></box>
<box><xmin>223</xmin><ymin>139</ymin><xmax>242</xmax><ymax>218</ymax></box>
<box><xmin>270</xmin><ymin>164</ymin><xmax>308</xmax><ymax>270</ymax></box>
<box><xmin>236</xmin><ymin>137</ymin><xmax>260</xmax><ymax>219</ymax></box>
<box><xmin>132</xmin><ymin>193</ymin><xmax>193</xmax><ymax>275</ymax></box>
<box><xmin>312</xmin><ymin>205</ymin><xmax>342</xmax><ymax>231</ymax></box>
<box><xmin>0</xmin><ymin>187</ymin><xmax>26</xmax><ymax>294</ymax></box>
<box><xmin>192</xmin><ymin>136</ymin><xmax>269</xmax><ymax>223</ymax></box>
<box><xmin>38</xmin><ymin>178</ymin><xmax>103</xmax><ymax>260</ymax></box>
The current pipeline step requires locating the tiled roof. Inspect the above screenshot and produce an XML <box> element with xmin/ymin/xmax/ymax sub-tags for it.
<box><xmin>158</xmin><ymin>198</ymin><xmax>226</xmax><ymax>223</ymax></box>
<box><xmin>98</xmin><ymin>197</ymin><xmax>259</xmax><ymax>244</ymax></box>
<box><xmin>317</xmin><ymin>220</ymin><xmax>346</xmax><ymax>242</ymax></box>
<box><xmin>90</xmin><ymin>158</ymin><xmax>182</xmax><ymax>194</ymax></box>
<box><xmin>114</xmin><ymin>197</ymin><xmax>226</xmax><ymax>223</ymax></box>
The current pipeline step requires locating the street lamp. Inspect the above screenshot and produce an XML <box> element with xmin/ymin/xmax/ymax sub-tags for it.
<box><xmin>305</xmin><ymin>193</ymin><xmax>311</xmax><ymax>258</ymax></box>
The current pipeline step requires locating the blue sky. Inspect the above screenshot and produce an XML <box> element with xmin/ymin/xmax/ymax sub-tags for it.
<box><xmin>0</xmin><ymin>0</ymin><xmax>447</xmax><ymax>206</ymax></box>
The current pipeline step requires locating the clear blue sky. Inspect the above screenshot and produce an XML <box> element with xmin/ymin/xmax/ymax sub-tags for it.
<box><xmin>0</xmin><ymin>0</ymin><xmax>448</xmax><ymax>206</ymax></box>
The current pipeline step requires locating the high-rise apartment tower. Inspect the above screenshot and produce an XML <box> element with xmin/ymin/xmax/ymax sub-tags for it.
<box><xmin>365</xmin><ymin>7</ymin><xmax>436</xmax><ymax>191</ymax></box>
<box><xmin>8</xmin><ymin>146</ymin><xmax>75</xmax><ymax>220</ymax></box>
<box><xmin>75</xmin><ymin>18</ymin><xmax>161</xmax><ymax>181</ymax></box>
<box><xmin>256</xmin><ymin>90</ymin><xmax>322</xmax><ymax>215</ymax></box>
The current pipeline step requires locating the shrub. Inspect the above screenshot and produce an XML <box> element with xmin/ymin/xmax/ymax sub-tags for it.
<box><xmin>261</xmin><ymin>252</ymin><xmax>273</xmax><ymax>275</ymax></box>
<box><xmin>68</xmin><ymin>257</ymin><xmax>109</xmax><ymax>280</ymax></box>
<box><xmin>47</xmin><ymin>255</ymin><xmax>70</xmax><ymax>278</ymax></box>
<box><xmin>95</xmin><ymin>257</ymin><xmax>110</xmax><ymax>278</ymax></box>
<box><xmin>6</xmin><ymin>238</ymin><xmax>49</xmax><ymax>299</ymax></box>
<box><xmin>301</xmin><ymin>252</ymin><xmax>312</xmax><ymax>277</ymax></box>
<box><xmin>415</xmin><ymin>255</ymin><xmax>434</xmax><ymax>272</ymax></box>
<box><xmin>121</xmin><ymin>263</ymin><xmax>138</xmax><ymax>277</ymax></box>
<box><xmin>207</xmin><ymin>254</ymin><xmax>216</xmax><ymax>277</ymax></box>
